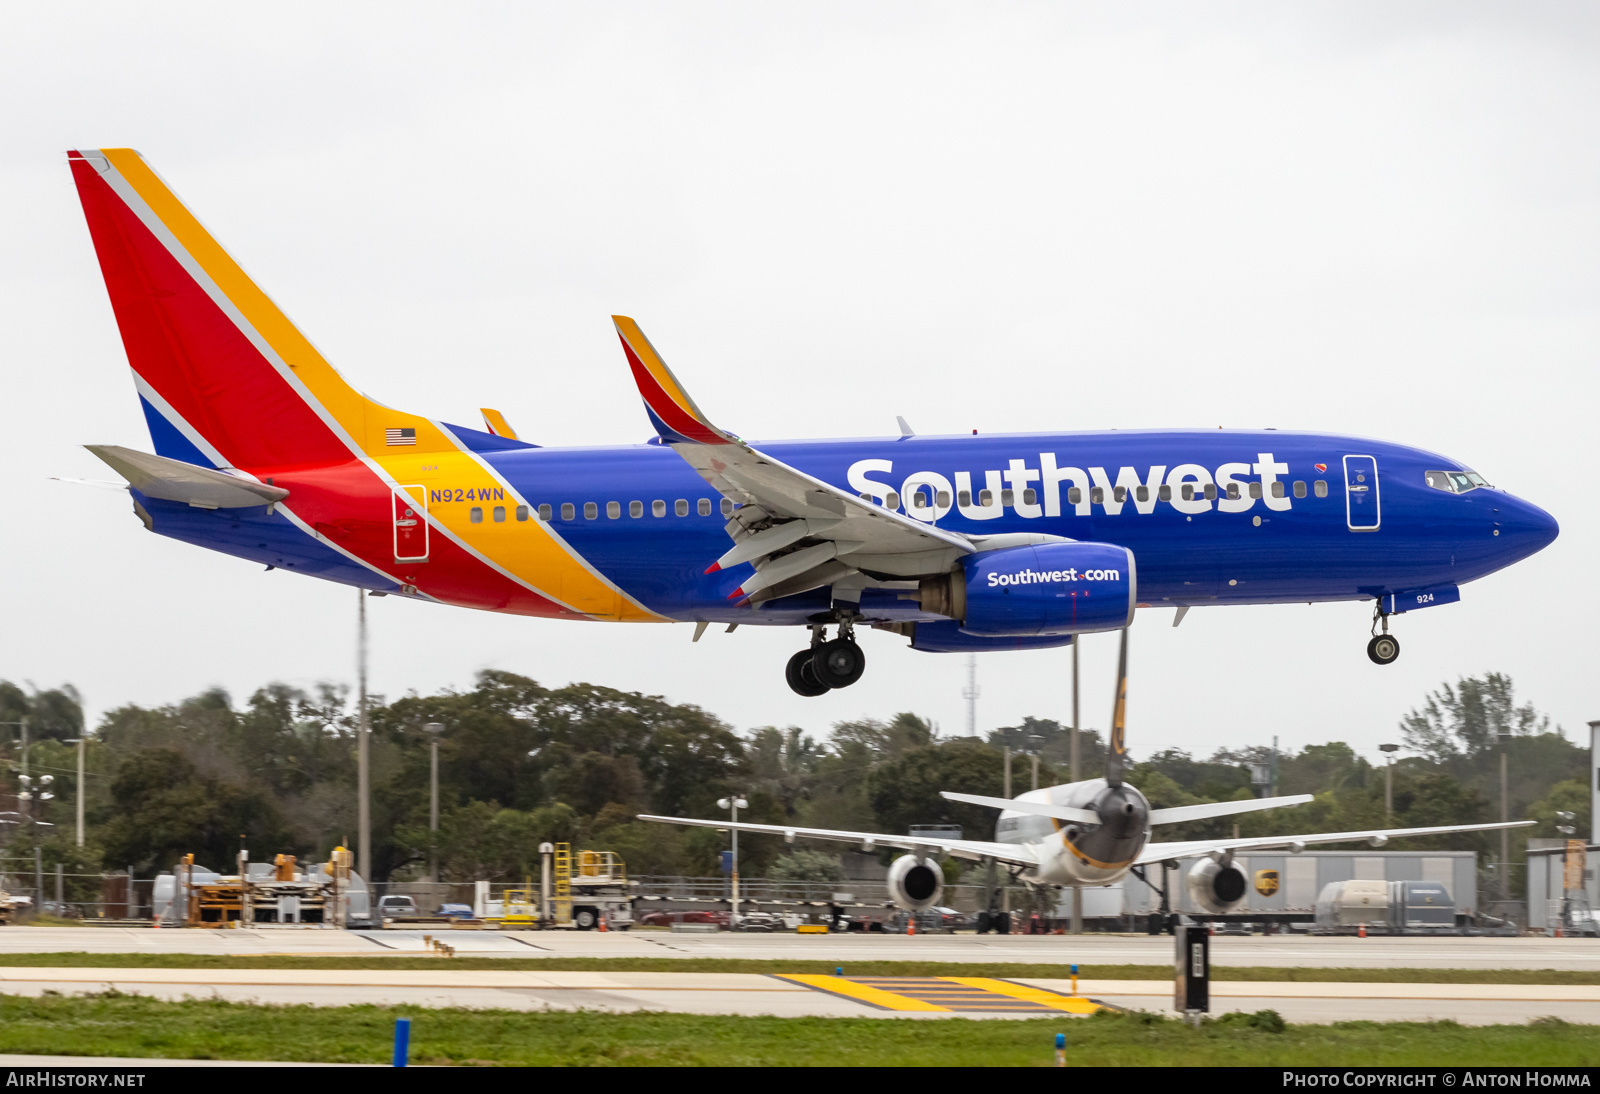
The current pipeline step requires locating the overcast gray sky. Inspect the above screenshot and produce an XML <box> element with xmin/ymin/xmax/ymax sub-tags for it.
<box><xmin>1</xmin><ymin>2</ymin><xmax>1594</xmax><ymax>767</ymax></box>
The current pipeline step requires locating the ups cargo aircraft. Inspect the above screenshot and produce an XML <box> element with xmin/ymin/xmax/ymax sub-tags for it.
<box><xmin>65</xmin><ymin>149</ymin><xmax>1557</xmax><ymax>695</ymax></box>
<box><xmin>643</xmin><ymin>631</ymin><xmax>1535</xmax><ymax>925</ymax></box>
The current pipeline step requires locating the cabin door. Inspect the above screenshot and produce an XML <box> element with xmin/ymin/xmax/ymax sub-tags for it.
<box><xmin>1343</xmin><ymin>456</ymin><xmax>1380</xmax><ymax>531</ymax></box>
<box><xmin>393</xmin><ymin>486</ymin><xmax>429</xmax><ymax>562</ymax></box>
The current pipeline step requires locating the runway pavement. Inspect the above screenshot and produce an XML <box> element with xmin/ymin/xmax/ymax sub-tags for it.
<box><xmin>0</xmin><ymin>926</ymin><xmax>1594</xmax><ymax>972</ymax></box>
<box><xmin>0</xmin><ymin>965</ymin><xmax>1591</xmax><ymax>1024</ymax></box>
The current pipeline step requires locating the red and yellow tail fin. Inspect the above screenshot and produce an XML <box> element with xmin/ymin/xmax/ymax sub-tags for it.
<box><xmin>68</xmin><ymin>148</ymin><xmax>453</xmax><ymax>470</ymax></box>
<box><xmin>612</xmin><ymin>316</ymin><xmax>736</xmax><ymax>446</ymax></box>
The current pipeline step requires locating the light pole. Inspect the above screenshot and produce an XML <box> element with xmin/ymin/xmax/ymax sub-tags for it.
<box><xmin>1070</xmin><ymin>640</ymin><xmax>1081</xmax><ymax>935</ymax></box>
<box><xmin>1379</xmin><ymin>743</ymin><xmax>1399</xmax><ymax>824</ymax></box>
<box><xmin>64</xmin><ymin>737</ymin><xmax>85</xmax><ymax>847</ymax></box>
<box><xmin>357</xmin><ymin>590</ymin><xmax>371</xmax><ymax>882</ymax></box>
<box><xmin>717</xmin><ymin>794</ymin><xmax>748</xmax><ymax>928</ymax></box>
<box><xmin>1587</xmin><ymin>721</ymin><xmax>1600</xmax><ymax>847</ymax></box>
<box><xmin>424</xmin><ymin>723</ymin><xmax>445</xmax><ymax>883</ymax></box>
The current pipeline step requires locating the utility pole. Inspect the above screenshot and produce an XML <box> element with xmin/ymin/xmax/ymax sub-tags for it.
<box><xmin>1379</xmin><ymin>743</ymin><xmax>1398</xmax><ymax>825</ymax></box>
<box><xmin>1499</xmin><ymin>732</ymin><xmax>1511</xmax><ymax>904</ymax></box>
<box><xmin>424</xmin><ymin>723</ymin><xmax>445</xmax><ymax>883</ymax></box>
<box><xmin>1001</xmin><ymin>748</ymin><xmax>1011</xmax><ymax>918</ymax></box>
<box><xmin>1070</xmin><ymin>640</ymin><xmax>1082</xmax><ymax>935</ymax></box>
<box><xmin>66</xmin><ymin>736</ymin><xmax>85</xmax><ymax>847</ymax></box>
<box><xmin>357</xmin><ymin>590</ymin><xmax>371</xmax><ymax>883</ymax></box>
<box><xmin>962</xmin><ymin>654</ymin><xmax>979</xmax><ymax>738</ymax></box>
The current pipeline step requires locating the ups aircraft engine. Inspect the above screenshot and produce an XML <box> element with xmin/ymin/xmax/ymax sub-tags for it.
<box><xmin>1186</xmin><ymin>857</ymin><xmax>1250</xmax><ymax>915</ymax></box>
<box><xmin>885</xmin><ymin>854</ymin><xmax>944</xmax><ymax>911</ymax></box>
<box><xmin>918</xmin><ymin>542</ymin><xmax>1136</xmax><ymax>637</ymax></box>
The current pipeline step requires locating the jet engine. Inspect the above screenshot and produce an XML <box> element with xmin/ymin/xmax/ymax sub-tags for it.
<box><xmin>917</xmin><ymin>542</ymin><xmax>1136</xmax><ymax>637</ymax></box>
<box><xmin>885</xmin><ymin>854</ymin><xmax>944</xmax><ymax>911</ymax></box>
<box><xmin>1186</xmin><ymin>857</ymin><xmax>1249</xmax><ymax>915</ymax></box>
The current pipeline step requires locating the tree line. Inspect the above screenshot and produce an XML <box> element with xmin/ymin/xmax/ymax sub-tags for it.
<box><xmin>0</xmin><ymin>671</ymin><xmax>1585</xmax><ymax>886</ymax></box>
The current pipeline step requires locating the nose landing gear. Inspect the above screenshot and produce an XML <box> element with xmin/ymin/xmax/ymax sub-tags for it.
<box><xmin>784</xmin><ymin>620</ymin><xmax>867</xmax><ymax>696</ymax></box>
<box><xmin>1367</xmin><ymin>605</ymin><xmax>1400</xmax><ymax>665</ymax></box>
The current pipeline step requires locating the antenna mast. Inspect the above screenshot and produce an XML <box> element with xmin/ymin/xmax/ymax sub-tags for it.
<box><xmin>962</xmin><ymin>654</ymin><xmax>980</xmax><ymax>737</ymax></box>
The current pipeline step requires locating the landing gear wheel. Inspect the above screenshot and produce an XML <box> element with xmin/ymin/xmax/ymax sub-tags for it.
<box><xmin>1367</xmin><ymin>634</ymin><xmax>1401</xmax><ymax>665</ymax></box>
<box><xmin>812</xmin><ymin>638</ymin><xmax>866</xmax><ymax>689</ymax></box>
<box><xmin>994</xmin><ymin>912</ymin><xmax>1012</xmax><ymax>935</ymax></box>
<box><xmin>976</xmin><ymin>911</ymin><xmax>992</xmax><ymax>934</ymax></box>
<box><xmin>785</xmin><ymin>648</ymin><xmax>831</xmax><ymax>696</ymax></box>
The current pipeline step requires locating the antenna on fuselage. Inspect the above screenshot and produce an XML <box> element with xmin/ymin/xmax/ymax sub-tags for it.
<box><xmin>1107</xmin><ymin>628</ymin><xmax>1129</xmax><ymax>787</ymax></box>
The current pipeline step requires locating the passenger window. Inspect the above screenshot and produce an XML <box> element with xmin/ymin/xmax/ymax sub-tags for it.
<box><xmin>585</xmin><ymin>502</ymin><xmax>599</xmax><ymax>519</ymax></box>
<box><xmin>1204</xmin><ymin>483</ymin><xmax>1216</xmax><ymax>501</ymax></box>
<box><xmin>470</xmin><ymin>507</ymin><xmax>483</xmax><ymax>523</ymax></box>
<box><xmin>629</xmin><ymin>501</ymin><xmax>643</xmax><ymax>518</ymax></box>
<box><xmin>675</xmin><ymin>499</ymin><xmax>689</xmax><ymax>517</ymax></box>
<box><xmin>1067</xmin><ymin>487</ymin><xmax>1081</xmax><ymax>505</ymax></box>
<box><xmin>1248</xmin><ymin>482</ymin><xmax>1263</xmax><ymax>499</ymax></box>
<box><xmin>1292</xmin><ymin>481</ymin><xmax>1306</xmax><ymax>499</ymax></box>
<box><xmin>493</xmin><ymin>506</ymin><xmax>506</xmax><ymax>522</ymax></box>
<box><xmin>1135</xmin><ymin>485</ymin><xmax>1148</xmax><ymax>503</ymax></box>
<box><xmin>537</xmin><ymin>504</ymin><xmax>551</xmax><ymax>521</ymax></box>
<box><xmin>1271</xmin><ymin>482</ymin><xmax>1285</xmax><ymax>499</ymax></box>
<box><xmin>979</xmin><ymin>489</ymin><xmax>993</xmax><ymax>506</ymax></box>
<box><xmin>652</xmin><ymin>500</ymin><xmax>666</xmax><ymax>517</ymax></box>
<box><xmin>1090</xmin><ymin>487</ymin><xmax>1104</xmax><ymax>505</ymax></box>
<box><xmin>1226</xmin><ymin>483</ymin><xmax>1240</xmax><ymax>501</ymax></box>
<box><xmin>721</xmin><ymin>498</ymin><xmax>734</xmax><ymax>516</ymax></box>
<box><xmin>859</xmin><ymin>492</ymin><xmax>872</xmax><ymax>501</ymax></box>
<box><xmin>562</xmin><ymin>503</ymin><xmax>576</xmax><ymax>521</ymax></box>
<box><xmin>1181</xmin><ymin>484</ymin><xmax>1194</xmax><ymax>502</ymax></box>
<box><xmin>516</xmin><ymin>505</ymin><xmax>529</xmax><ymax>521</ymax></box>
<box><xmin>1158</xmin><ymin>485</ymin><xmax>1172</xmax><ymax>501</ymax></box>
<box><xmin>908</xmin><ymin>488</ymin><xmax>926</xmax><ymax>509</ymax></box>
<box><xmin>606</xmin><ymin>501</ymin><xmax>620</xmax><ymax>518</ymax></box>
<box><xmin>1023</xmin><ymin>488</ymin><xmax>1037</xmax><ymax>506</ymax></box>
<box><xmin>698</xmin><ymin>498</ymin><xmax>712</xmax><ymax>516</ymax></box>
<box><xmin>1314</xmin><ymin>480</ymin><xmax>1328</xmax><ymax>497</ymax></box>
<box><xmin>1000</xmin><ymin>489</ymin><xmax>1013</xmax><ymax>506</ymax></box>
<box><xmin>886</xmin><ymin>491</ymin><xmax>900</xmax><ymax>509</ymax></box>
<box><xmin>1112</xmin><ymin>486</ymin><xmax>1127</xmax><ymax>503</ymax></box>
<box><xmin>959</xmin><ymin>489</ymin><xmax>973</xmax><ymax>507</ymax></box>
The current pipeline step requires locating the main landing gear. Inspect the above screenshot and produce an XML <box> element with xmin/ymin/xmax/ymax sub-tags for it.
<box><xmin>1367</xmin><ymin>605</ymin><xmax>1401</xmax><ymax>666</ymax></box>
<box><xmin>785</xmin><ymin>621</ymin><xmax>866</xmax><ymax>696</ymax></box>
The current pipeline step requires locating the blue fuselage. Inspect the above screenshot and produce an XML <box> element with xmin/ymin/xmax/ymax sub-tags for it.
<box><xmin>460</xmin><ymin>428</ymin><xmax>1556</xmax><ymax>625</ymax></box>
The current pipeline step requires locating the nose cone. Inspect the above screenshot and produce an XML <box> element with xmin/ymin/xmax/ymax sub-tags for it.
<box><xmin>1499</xmin><ymin>494</ymin><xmax>1559</xmax><ymax>563</ymax></box>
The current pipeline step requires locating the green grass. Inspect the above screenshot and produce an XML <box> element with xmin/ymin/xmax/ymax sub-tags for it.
<box><xmin>0</xmin><ymin>952</ymin><xmax>1593</xmax><ymax>984</ymax></box>
<box><xmin>0</xmin><ymin>993</ymin><xmax>1592</xmax><ymax>1066</ymax></box>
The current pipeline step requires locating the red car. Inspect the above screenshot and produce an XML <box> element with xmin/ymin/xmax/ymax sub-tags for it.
<box><xmin>636</xmin><ymin>909</ymin><xmax>730</xmax><ymax>928</ymax></box>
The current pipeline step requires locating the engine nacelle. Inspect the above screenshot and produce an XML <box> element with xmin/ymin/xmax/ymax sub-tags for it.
<box><xmin>885</xmin><ymin>854</ymin><xmax>944</xmax><ymax>912</ymax></box>
<box><xmin>1186</xmin><ymin>857</ymin><xmax>1249</xmax><ymax>915</ymax></box>
<box><xmin>919</xmin><ymin>542</ymin><xmax>1136</xmax><ymax>638</ymax></box>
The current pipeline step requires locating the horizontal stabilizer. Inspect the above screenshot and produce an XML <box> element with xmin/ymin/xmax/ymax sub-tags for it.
<box><xmin>86</xmin><ymin>445</ymin><xmax>288</xmax><ymax>510</ymax></box>
<box><xmin>1147</xmin><ymin>794</ymin><xmax>1313</xmax><ymax>826</ymax></box>
<box><xmin>939</xmin><ymin>791</ymin><xmax>1100</xmax><ymax>826</ymax></box>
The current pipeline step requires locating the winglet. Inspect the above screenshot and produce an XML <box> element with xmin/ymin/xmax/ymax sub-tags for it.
<box><xmin>479</xmin><ymin>408</ymin><xmax>519</xmax><ymax>440</ymax></box>
<box><xmin>612</xmin><ymin>316</ymin><xmax>736</xmax><ymax>446</ymax></box>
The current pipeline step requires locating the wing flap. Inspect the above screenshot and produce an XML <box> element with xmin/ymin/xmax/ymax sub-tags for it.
<box><xmin>1147</xmin><ymin>794</ymin><xmax>1313</xmax><ymax>826</ymax></box>
<box><xmin>637</xmin><ymin>814</ymin><xmax>1039</xmax><ymax>867</ymax></box>
<box><xmin>1138</xmin><ymin>819</ymin><xmax>1534</xmax><ymax>866</ymax></box>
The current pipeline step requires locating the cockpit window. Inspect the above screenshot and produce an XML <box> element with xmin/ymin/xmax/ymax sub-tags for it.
<box><xmin>1425</xmin><ymin>470</ymin><xmax>1490</xmax><ymax>494</ymax></box>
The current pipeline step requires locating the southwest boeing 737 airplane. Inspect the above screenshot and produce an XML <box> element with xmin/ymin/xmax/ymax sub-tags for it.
<box><xmin>65</xmin><ymin>149</ymin><xmax>1558</xmax><ymax>696</ymax></box>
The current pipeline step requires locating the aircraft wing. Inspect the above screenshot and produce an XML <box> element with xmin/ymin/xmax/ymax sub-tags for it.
<box><xmin>1136</xmin><ymin>819</ymin><xmax>1534</xmax><ymax>866</ymax></box>
<box><xmin>637</xmin><ymin>814</ymin><xmax>1040</xmax><ymax>868</ymax></box>
<box><xmin>613</xmin><ymin>316</ymin><xmax>975</xmax><ymax>603</ymax></box>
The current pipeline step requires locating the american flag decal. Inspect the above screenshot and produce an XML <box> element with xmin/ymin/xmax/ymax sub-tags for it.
<box><xmin>386</xmin><ymin>427</ymin><xmax>417</xmax><ymax>446</ymax></box>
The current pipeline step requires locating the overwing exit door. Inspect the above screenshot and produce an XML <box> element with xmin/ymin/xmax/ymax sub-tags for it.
<box><xmin>393</xmin><ymin>486</ymin><xmax>429</xmax><ymax>562</ymax></box>
<box><xmin>1343</xmin><ymin>455</ymin><xmax>1380</xmax><ymax>531</ymax></box>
